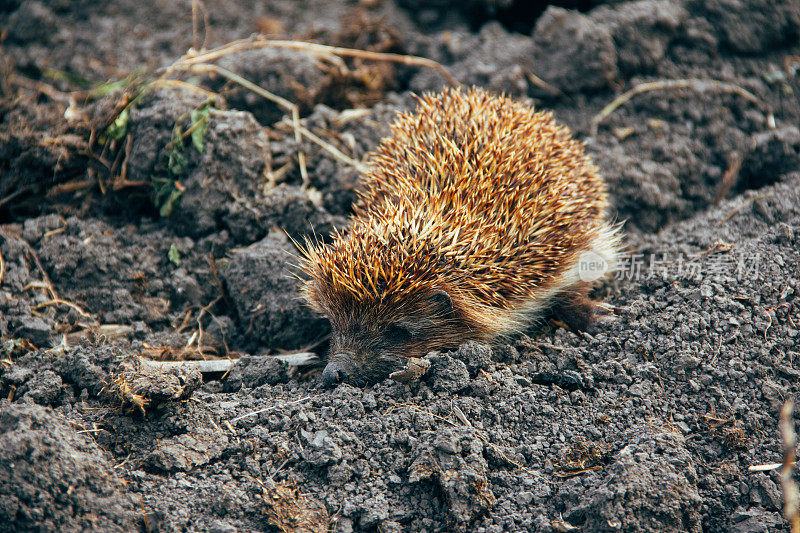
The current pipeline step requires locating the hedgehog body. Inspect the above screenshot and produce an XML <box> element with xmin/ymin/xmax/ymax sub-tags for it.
<box><xmin>301</xmin><ymin>87</ymin><xmax>620</xmax><ymax>386</ymax></box>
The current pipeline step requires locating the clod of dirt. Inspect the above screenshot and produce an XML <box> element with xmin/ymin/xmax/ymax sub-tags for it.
<box><xmin>260</xmin><ymin>184</ymin><xmax>345</xmax><ymax>240</ymax></box>
<box><xmin>130</xmin><ymin>88</ymin><xmax>260</xmax><ymax>235</ymax></box>
<box><xmin>301</xmin><ymin>428</ymin><xmax>344</xmax><ymax>467</ymax></box>
<box><xmin>125</xmin><ymin>86</ymin><xmax>341</xmax><ymax>244</ymax></box>
<box><xmin>0</xmin><ymin>402</ymin><xmax>139</xmax><ymax>531</ymax></box>
<box><xmin>531</xmin><ymin>368</ymin><xmax>590</xmax><ymax>391</ymax></box>
<box><xmin>729</xmin><ymin>508</ymin><xmax>782</xmax><ymax>533</ymax></box>
<box><xmin>174</xmin><ymin>107</ymin><xmax>270</xmax><ymax>241</ymax></box>
<box><xmin>698</xmin><ymin>0</ymin><xmax>800</xmax><ymax>54</ymax></box>
<box><xmin>21</xmin><ymin>213</ymin><xmax>62</xmax><ymax>243</ymax></box>
<box><xmin>0</xmin><ymin>234</ymin><xmax>29</xmax><ymax>293</ymax></box>
<box><xmin>532</xmin><ymin>6</ymin><xmax>618</xmax><ymax>93</ymax></box>
<box><xmin>595</xmin><ymin>141</ymin><xmax>690</xmax><ymax>233</ymax></box>
<box><xmin>739</xmin><ymin>126</ymin><xmax>800</xmax><ymax>191</ymax></box>
<box><xmin>216</xmin><ymin>49</ymin><xmax>327</xmax><ymax>124</ymax></box>
<box><xmin>125</xmin><ymin>86</ymin><xmax>209</xmax><ymax>193</ymax></box>
<box><xmin>52</xmin><ymin>345</ymin><xmax>116</xmax><ymax>398</ymax></box>
<box><xmin>222</xmin><ymin>355</ymin><xmax>288</xmax><ymax>392</ymax></box>
<box><xmin>591</xmin><ymin>0</ymin><xmax>688</xmax><ymax>75</ymax></box>
<box><xmin>559</xmin><ymin>431</ymin><xmax>701</xmax><ymax>532</ymax></box>
<box><xmin>14</xmin><ymin>368</ymin><xmax>63</xmax><ymax>406</ymax></box>
<box><xmin>0</xmin><ymin>238</ymin><xmax>56</xmax><ymax>343</ymax></box>
<box><xmin>587</xmin><ymin>84</ymin><xmax>781</xmax><ymax>233</ymax></box>
<box><xmin>450</xmin><ymin>341</ymin><xmax>493</xmax><ymax>377</ymax></box>
<box><xmin>410</xmin><ymin>22</ymin><xmax>534</xmax><ymax>96</ymax></box>
<box><xmin>144</xmin><ymin>427</ymin><xmax>228</xmax><ymax>473</ymax></box>
<box><xmin>269</xmin><ymin>99</ymin><xmax>400</xmax><ymax>214</ymax></box>
<box><xmin>3</xmin><ymin>1</ymin><xmax>58</xmax><ymax>44</ymax></box>
<box><xmin>12</xmin><ymin>316</ymin><xmax>56</xmax><ymax>348</ymax></box>
<box><xmin>214</xmin><ymin>12</ymin><xmax>405</xmax><ymax>124</ymax></box>
<box><xmin>105</xmin><ymin>355</ymin><xmax>202</xmax><ymax>414</ymax></box>
<box><xmin>221</xmin><ymin>231</ymin><xmax>328</xmax><ymax>353</ymax></box>
<box><xmin>0</xmin><ymin>98</ymin><xmax>89</xmax><ymax>220</ymax></box>
<box><xmin>36</xmin><ymin>217</ymin><xmax>175</xmax><ymax>325</ymax></box>
<box><xmin>427</xmin><ymin>353</ymin><xmax>470</xmax><ymax>393</ymax></box>
<box><xmin>408</xmin><ymin>428</ymin><xmax>496</xmax><ymax>529</ymax></box>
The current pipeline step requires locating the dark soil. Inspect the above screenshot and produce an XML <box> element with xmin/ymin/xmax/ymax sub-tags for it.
<box><xmin>2</xmin><ymin>0</ymin><xmax>800</xmax><ymax>531</ymax></box>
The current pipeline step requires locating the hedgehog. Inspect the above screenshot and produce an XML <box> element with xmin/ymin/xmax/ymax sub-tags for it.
<box><xmin>299</xmin><ymin>86</ymin><xmax>621</xmax><ymax>386</ymax></box>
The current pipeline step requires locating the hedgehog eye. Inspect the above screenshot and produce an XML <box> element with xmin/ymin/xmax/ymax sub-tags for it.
<box><xmin>385</xmin><ymin>323</ymin><xmax>412</xmax><ymax>344</ymax></box>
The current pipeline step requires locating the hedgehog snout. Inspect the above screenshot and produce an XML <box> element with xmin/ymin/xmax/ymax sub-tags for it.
<box><xmin>321</xmin><ymin>358</ymin><xmax>350</xmax><ymax>388</ymax></box>
<box><xmin>321</xmin><ymin>344</ymin><xmax>406</xmax><ymax>387</ymax></box>
<box><xmin>321</xmin><ymin>348</ymin><xmax>361</xmax><ymax>388</ymax></box>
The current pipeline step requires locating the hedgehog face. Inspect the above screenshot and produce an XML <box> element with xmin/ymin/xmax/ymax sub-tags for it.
<box><xmin>322</xmin><ymin>319</ymin><xmax>409</xmax><ymax>387</ymax></box>
<box><xmin>319</xmin><ymin>290</ymin><xmax>465</xmax><ymax>387</ymax></box>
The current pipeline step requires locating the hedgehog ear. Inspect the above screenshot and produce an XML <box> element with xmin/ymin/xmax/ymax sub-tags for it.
<box><xmin>427</xmin><ymin>289</ymin><xmax>454</xmax><ymax>318</ymax></box>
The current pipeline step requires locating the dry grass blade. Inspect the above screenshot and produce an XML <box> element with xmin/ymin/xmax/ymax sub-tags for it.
<box><xmin>525</xmin><ymin>71</ymin><xmax>562</xmax><ymax>97</ymax></box>
<box><xmin>108</xmin><ymin>375</ymin><xmax>149</xmax><ymax>415</ymax></box>
<box><xmin>0</xmin><ymin>247</ymin><xmax>4</xmax><ymax>287</ymax></box>
<box><xmin>151</xmin><ymin>78</ymin><xmax>219</xmax><ymax>98</ymax></box>
<box><xmin>295</xmin><ymin>124</ymin><xmax>368</xmax><ymax>173</ymax></box>
<box><xmin>591</xmin><ymin>79</ymin><xmax>772</xmax><ymax>135</ymax></box>
<box><xmin>780</xmin><ymin>401</ymin><xmax>800</xmax><ymax>533</ymax></box>
<box><xmin>10</xmin><ymin>74</ymin><xmax>74</xmax><ymax>103</ymax></box>
<box><xmin>190</xmin><ymin>0</ymin><xmax>210</xmax><ymax>52</ymax></box>
<box><xmin>715</xmin><ymin>151</ymin><xmax>743</xmax><ymax>203</ymax></box>
<box><xmin>34</xmin><ymin>298</ymin><xmax>91</xmax><ymax>317</ymax></box>
<box><xmin>229</xmin><ymin>396</ymin><xmax>311</xmax><ymax>424</ymax></box>
<box><xmin>0</xmin><ymin>189</ymin><xmax>28</xmax><ymax>209</ymax></box>
<box><xmin>6</xmin><ymin>232</ymin><xmax>59</xmax><ymax>300</ymax></box>
<box><xmin>722</xmin><ymin>191</ymin><xmax>774</xmax><ymax>223</ymax></box>
<box><xmin>170</xmin><ymin>36</ymin><xmax>458</xmax><ymax>87</ymax></box>
<box><xmin>749</xmin><ymin>462</ymin><xmax>796</xmax><ymax>473</ymax></box>
<box><xmin>47</xmin><ymin>179</ymin><xmax>96</xmax><ymax>196</ymax></box>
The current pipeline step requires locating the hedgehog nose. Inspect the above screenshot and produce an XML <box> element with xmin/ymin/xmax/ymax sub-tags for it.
<box><xmin>321</xmin><ymin>361</ymin><xmax>348</xmax><ymax>387</ymax></box>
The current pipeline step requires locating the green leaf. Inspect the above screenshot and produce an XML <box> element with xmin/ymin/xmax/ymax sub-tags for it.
<box><xmin>170</xmin><ymin>122</ymin><xmax>185</xmax><ymax>150</ymax></box>
<box><xmin>159</xmin><ymin>187</ymin><xmax>184</xmax><ymax>217</ymax></box>
<box><xmin>190</xmin><ymin>106</ymin><xmax>211</xmax><ymax>153</ymax></box>
<box><xmin>168</xmin><ymin>146</ymin><xmax>188</xmax><ymax>178</ymax></box>
<box><xmin>89</xmin><ymin>78</ymin><xmax>130</xmax><ymax>98</ymax></box>
<box><xmin>168</xmin><ymin>244</ymin><xmax>182</xmax><ymax>267</ymax></box>
<box><xmin>43</xmin><ymin>68</ymin><xmax>93</xmax><ymax>88</ymax></box>
<box><xmin>104</xmin><ymin>108</ymin><xmax>130</xmax><ymax>143</ymax></box>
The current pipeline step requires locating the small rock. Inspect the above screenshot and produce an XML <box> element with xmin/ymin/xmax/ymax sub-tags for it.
<box><xmin>223</xmin><ymin>355</ymin><xmax>288</xmax><ymax>392</ymax></box>
<box><xmin>17</xmin><ymin>369</ymin><xmax>62</xmax><ymax>406</ymax></box>
<box><xmin>13</xmin><ymin>316</ymin><xmax>54</xmax><ymax>347</ymax></box>
<box><xmin>427</xmin><ymin>353</ymin><xmax>470</xmax><ymax>393</ymax></box>
<box><xmin>451</xmin><ymin>341</ymin><xmax>492</xmax><ymax>376</ymax></box>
